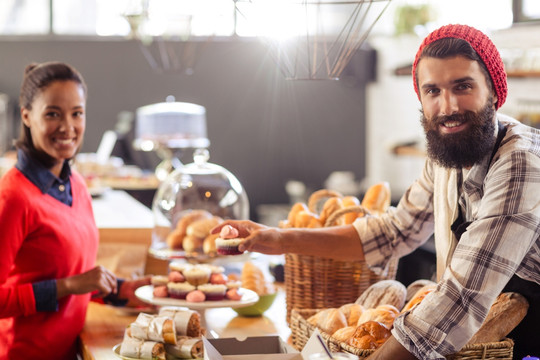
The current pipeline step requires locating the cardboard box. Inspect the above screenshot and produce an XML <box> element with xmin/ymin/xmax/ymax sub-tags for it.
<box><xmin>203</xmin><ymin>336</ymin><xmax>303</xmax><ymax>360</ymax></box>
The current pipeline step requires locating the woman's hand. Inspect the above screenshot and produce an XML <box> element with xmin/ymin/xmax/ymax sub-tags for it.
<box><xmin>56</xmin><ymin>265</ymin><xmax>118</xmax><ymax>299</ymax></box>
<box><xmin>212</xmin><ymin>220</ymin><xmax>285</xmax><ymax>255</ymax></box>
<box><xmin>117</xmin><ymin>276</ymin><xmax>152</xmax><ymax>307</ymax></box>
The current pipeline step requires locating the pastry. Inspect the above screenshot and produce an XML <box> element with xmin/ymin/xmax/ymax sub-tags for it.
<box><xmin>119</xmin><ymin>333</ymin><xmax>166</xmax><ymax>360</ymax></box>
<box><xmin>226</xmin><ymin>288</ymin><xmax>243</xmax><ymax>300</ymax></box>
<box><xmin>153</xmin><ymin>285</ymin><xmax>168</xmax><ymax>298</ymax></box>
<box><xmin>293</xmin><ymin>210</ymin><xmax>322</xmax><ymax>228</ymax></box>
<box><xmin>128</xmin><ymin>313</ymin><xmax>176</xmax><ymax>345</ymax></box>
<box><xmin>151</xmin><ymin>275</ymin><xmax>169</xmax><ymax>287</ymax></box>
<box><xmin>348</xmin><ymin>321</ymin><xmax>391</xmax><ymax>349</ymax></box>
<box><xmin>183</xmin><ymin>266</ymin><xmax>211</xmax><ymax>286</ymax></box>
<box><xmin>197</xmin><ymin>284</ymin><xmax>227</xmax><ymax>301</ymax></box>
<box><xmin>209</xmin><ymin>272</ymin><xmax>228</xmax><ymax>285</ymax></box>
<box><xmin>203</xmin><ymin>233</ymin><xmax>219</xmax><ymax>254</ymax></box>
<box><xmin>168</xmin><ymin>271</ymin><xmax>185</xmax><ymax>283</ymax></box>
<box><xmin>341</xmin><ymin>195</ymin><xmax>361</xmax><ymax>224</ymax></box>
<box><xmin>319</xmin><ymin>197</ymin><xmax>343</xmax><ymax>225</ymax></box>
<box><xmin>167</xmin><ymin>282</ymin><xmax>196</xmax><ymax>299</ymax></box>
<box><xmin>186</xmin><ymin>290</ymin><xmax>206</xmax><ymax>302</ymax></box>
<box><xmin>216</xmin><ymin>225</ymin><xmax>244</xmax><ymax>255</ymax></box>
<box><xmin>164</xmin><ymin>336</ymin><xmax>203</xmax><ymax>359</ymax></box>
<box><xmin>159</xmin><ymin>307</ymin><xmax>203</xmax><ymax>337</ymax></box>
<box><xmin>405</xmin><ymin>279</ymin><xmax>437</xmax><ymax>302</ymax></box>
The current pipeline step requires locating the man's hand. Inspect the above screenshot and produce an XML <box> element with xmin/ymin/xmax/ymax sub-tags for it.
<box><xmin>367</xmin><ymin>335</ymin><xmax>417</xmax><ymax>360</ymax></box>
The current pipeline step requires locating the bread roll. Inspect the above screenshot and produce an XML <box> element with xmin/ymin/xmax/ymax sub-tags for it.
<box><xmin>166</xmin><ymin>228</ymin><xmax>185</xmax><ymax>249</ymax></box>
<box><xmin>202</xmin><ymin>233</ymin><xmax>219</xmax><ymax>254</ymax></box>
<box><xmin>341</xmin><ymin>196</ymin><xmax>361</xmax><ymax>224</ymax></box>
<box><xmin>401</xmin><ymin>284</ymin><xmax>437</xmax><ymax>313</ymax></box>
<box><xmin>467</xmin><ymin>292</ymin><xmax>529</xmax><ymax>345</ymax></box>
<box><xmin>332</xmin><ymin>326</ymin><xmax>356</xmax><ymax>342</ymax></box>
<box><xmin>182</xmin><ymin>235</ymin><xmax>203</xmax><ymax>253</ymax></box>
<box><xmin>339</xmin><ymin>303</ymin><xmax>365</xmax><ymax>327</ymax></box>
<box><xmin>165</xmin><ymin>336</ymin><xmax>203</xmax><ymax>359</ymax></box>
<box><xmin>287</xmin><ymin>202</ymin><xmax>309</xmax><ymax>226</ymax></box>
<box><xmin>308</xmin><ymin>308</ymin><xmax>348</xmax><ymax>335</ymax></box>
<box><xmin>319</xmin><ymin>197</ymin><xmax>344</xmax><ymax>225</ymax></box>
<box><xmin>186</xmin><ymin>216</ymin><xmax>223</xmax><ymax>239</ymax></box>
<box><xmin>348</xmin><ymin>321</ymin><xmax>391</xmax><ymax>349</ymax></box>
<box><xmin>294</xmin><ymin>210</ymin><xmax>322</xmax><ymax>228</ymax></box>
<box><xmin>356</xmin><ymin>307</ymin><xmax>397</xmax><ymax>330</ymax></box>
<box><xmin>355</xmin><ymin>279</ymin><xmax>407</xmax><ymax>310</ymax></box>
<box><xmin>361</xmin><ymin>182</ymin><xmax>391</xmax><ymax>215</ymax></box>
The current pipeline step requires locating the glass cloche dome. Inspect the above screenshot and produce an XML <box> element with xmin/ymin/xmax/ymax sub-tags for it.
<box><xmin>150</xmin><ymin>149</ymin><xmax>249</xmax><ymax>259</ymax></box>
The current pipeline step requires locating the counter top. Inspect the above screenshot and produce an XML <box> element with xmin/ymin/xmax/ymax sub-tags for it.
<box><xmin>80</xmin><ymin>284</ymin><xmax>290</xmax><ymax>360</ymax></box>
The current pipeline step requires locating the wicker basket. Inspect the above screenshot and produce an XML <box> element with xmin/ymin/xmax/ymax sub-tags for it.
<box><xmin>284</xmin><ymin>254</ymin><xmax>399</xmax><ymax>323</ymax></box>
<box><xmin>290</xmin><ymin>309</ymin><xmax>515</xmax><ymax>360</ymax></box>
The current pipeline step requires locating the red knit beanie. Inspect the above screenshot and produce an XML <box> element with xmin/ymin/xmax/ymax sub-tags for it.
<box><xmin>412</xmin><ymin>24</ymin><xmax>507</xmax><ymax>109</ymax></box>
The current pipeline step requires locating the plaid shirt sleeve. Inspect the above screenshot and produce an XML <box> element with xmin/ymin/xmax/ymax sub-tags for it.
<box><xmin>354</xmin><ymin>121</ymin><xmax>540</xmax><ymax>359</ymax></box>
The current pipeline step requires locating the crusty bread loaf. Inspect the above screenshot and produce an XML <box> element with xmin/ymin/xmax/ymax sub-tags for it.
<box><xmin>341</xmin><ymin>196</ymin><xmax>361</xmax><ymax>224</ymax></box>
<box><xmin>307</xmin><ymin>308</ymin><xmax>348</xmax><ymax>335</ymax></box>
<box><xmin>294</xmin><ymin>210</ymin><xmax>323</xmax><ymax>228</ymax></box>
<box><xmin>355</xmin><ymin>279</ymin><xmax>407</xmax><ymax>310</ymax></box>
<box><xmin>467</xmin><ymin>292</ymin><xmax>529</xmax><ymax>345</ymax></box>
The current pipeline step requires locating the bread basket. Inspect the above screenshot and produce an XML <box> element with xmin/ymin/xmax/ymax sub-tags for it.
<box><xmin>282</xmin><ymin>189</ymin><xmax>399</xmax><ymax>323</ymax></box>
<box><xmin>284</xmin><ymin>255</ymin><xmax>399</xmax><ymax>323</ymax></box>
<box><xmin>290</xmin><ymin>309</ymin><xmax>515</xmax><ymax>359</ymax></box>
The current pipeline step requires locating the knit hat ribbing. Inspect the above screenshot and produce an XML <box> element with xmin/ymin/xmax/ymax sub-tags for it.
<box><xmin>412</xmin><ymin>24</ymin><xmax>507</xmax><ymax>109</ymax></box>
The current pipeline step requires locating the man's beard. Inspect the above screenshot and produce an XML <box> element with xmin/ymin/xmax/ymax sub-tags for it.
<box><xmin>421</xmin><ymin>101</ymin><xmax>496</xmax><ymax>169</ymax></box>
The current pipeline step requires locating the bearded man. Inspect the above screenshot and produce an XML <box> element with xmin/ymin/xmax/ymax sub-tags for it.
<box><xmin>212</xmin><ymin>25</ymin><xmax>540</xmax><ymax>359</ymax></box>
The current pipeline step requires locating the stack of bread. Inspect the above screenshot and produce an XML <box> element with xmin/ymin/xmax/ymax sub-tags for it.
<box><xmin>304</xmin><ymin>278</ymin><xmax>529</xmax><ymax>351</ymax></box>
<box><xmin>165</xmin><ymin>209</ymin><xmax>224</xmax><ymax>255</ymax></box>
<box><xmin>280</xmin><ymin>182</ymin><xmax>391</xmax><ymax>229</ymax></box>
<box><xmin>118</xmin><ymin>307</ymin><xmax>204</xmax><ymax>359</ymax></box>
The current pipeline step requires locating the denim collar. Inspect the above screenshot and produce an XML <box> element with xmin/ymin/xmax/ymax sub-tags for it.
<box><xmin>15</xmin><ymin>149</ymin><xmax>71</xmax><ymax>194</ymax></box>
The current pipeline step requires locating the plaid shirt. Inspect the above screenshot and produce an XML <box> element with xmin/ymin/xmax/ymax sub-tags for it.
<box><xmin>353</xmin><ymin>115</ymin><xmax>540</xmax><ymax>359</ymax></box>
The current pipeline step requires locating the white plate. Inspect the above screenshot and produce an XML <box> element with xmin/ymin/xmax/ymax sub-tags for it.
<box><xmin>135</xmin><ymin>285</ymin><xmax>259</xmax><ymax>310</ymax></box>
<box><xmin>112</xmin><ymin>344</ymin><xmax>138</xmax><ymax>360</ymax></box>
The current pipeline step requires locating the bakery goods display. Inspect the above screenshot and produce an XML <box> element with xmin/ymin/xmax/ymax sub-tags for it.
<box><xmin>151</xmin><ymin>262</ymin><xmax>247</xmax><ymax>303</ymax></box>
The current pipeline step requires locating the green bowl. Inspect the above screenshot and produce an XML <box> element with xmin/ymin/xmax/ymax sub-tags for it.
<box><xmin>233</xmin><ymin>293</ymin><xmax>277</xmax><ymax>317</ymax></box>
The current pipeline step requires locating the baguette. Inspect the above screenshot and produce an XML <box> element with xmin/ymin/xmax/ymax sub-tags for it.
<box><xmin>467</xmin><ymin>292</ymin><xmax>529</xmax><ymax>345</ymax></box>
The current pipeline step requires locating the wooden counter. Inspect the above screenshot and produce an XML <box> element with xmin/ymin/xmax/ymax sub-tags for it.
<box><xmin>79</xmin><ymin>284</ymin><xmax>290</xmax><ymax>360</ymax></box>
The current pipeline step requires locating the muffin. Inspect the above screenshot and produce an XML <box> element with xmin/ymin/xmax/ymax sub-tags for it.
<box><xmin>183</xmin><ymin>266</ymin><xmax>212</xmax><ymax>286</ymax></box>
<box><xmin>197</xmin><ymin>284</ymin><xmax>227</xmax><ymax>301</ymax></box>
<box><xmin>215</xmin><ymin>238</ymin><xmax>244</xmax><ymax>255</ymax></box>
<box><xmin>169</xmin><ymin>261</ymin><xmax>192</xmax><ymax>273</ymax></box>
<box><xmin>167</xmin><ymin>282</ymin><xmax>196</xmax><ymax>299</ymax></box>
<box><xmin>151</xmin><ymin>275</ymin><xmax>169</xmax><ymax>287</ymax></box>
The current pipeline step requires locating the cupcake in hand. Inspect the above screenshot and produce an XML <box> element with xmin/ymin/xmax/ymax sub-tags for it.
<box><xmin>216</xmin><ymin>225</ymin><xmax>244</xmax><ymax>255</ymax></box>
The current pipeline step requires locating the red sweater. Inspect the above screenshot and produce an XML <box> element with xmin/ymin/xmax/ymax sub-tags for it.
<box><xmin>0</xmin><ymin>167</ymin><xmax>98</xmax><ymax>360</ymax></box>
